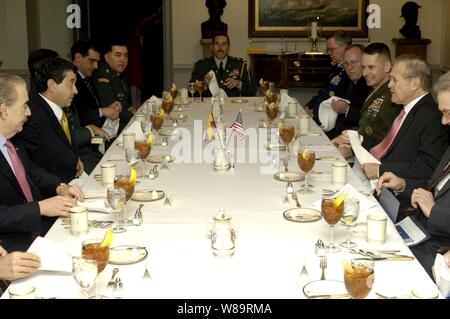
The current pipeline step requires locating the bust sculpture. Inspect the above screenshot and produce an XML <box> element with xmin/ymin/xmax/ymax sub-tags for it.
<box><xmin>201</xmin><ymin>0</ymin><xmax>228</xmax><ymax>39</ymax></box>
<box><xmin>399</xmin><ymin>1</ymin><xmax>422</xmax><ymax>39</ymax></box>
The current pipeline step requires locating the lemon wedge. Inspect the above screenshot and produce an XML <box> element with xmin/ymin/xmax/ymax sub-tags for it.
<box><xmin>259</xmin><ymin>78</ymin><xmax>264</xmax><ymax>86</ymax></box>
<box><xmin>171</xmin><ymin>83</ymin><xmax>177</xmax><ymax>92</ymax></box>
<box><xmin>268</xmin><ymin>102</ymin><xmax>276</xmax><ymax>109</ymax></box>
<box><xmin>146</xmin><ymin>132</ymin><xmax>153</xmax><ymax>145</ymax></box>
<box><xmin>159</xmin><ymin>108</ymin><xmax>165</xmax><ymax>117</ymax></box>
<box><xmin>342</xmin><ymin>260</ymin><xmax>352</xmax><ymax>272</ymax></box>
<box><xmin>129</xmin><ymin>167</ymin><xmax>137</xmax><ymax>184</ymax></box>
<box><xmin>100</xmin><ymin>228</ymin><xmax>113</xmax><ymax>248</ymax></box>
<box><xmin>334</xmin><ymin>193</ymin><xmax>348</xmax><ymax>207</ymax></box>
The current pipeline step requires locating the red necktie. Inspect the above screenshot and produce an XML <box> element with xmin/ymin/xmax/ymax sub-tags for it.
<box><xmin>5</xmin><ymin>140</ymin><xmax>33</xmax><ymax>202</ymax></box>
<box><xmin>370</xmin><ymin>108</ymin><xmax>405</xmax><ymax>160</ymax></box>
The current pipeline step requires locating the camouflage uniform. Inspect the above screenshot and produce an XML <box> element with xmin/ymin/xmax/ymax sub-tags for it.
<box><xmin>190</xmin><ymin>56</ymin><xmax>256</xmax><ymax>97</ymax></box>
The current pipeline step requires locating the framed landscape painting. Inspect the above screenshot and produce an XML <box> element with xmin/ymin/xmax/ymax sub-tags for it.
<box><xmin>249</xmin><ymin>0</ymin><xmax>369</xmax><ymax>38</ymax></box>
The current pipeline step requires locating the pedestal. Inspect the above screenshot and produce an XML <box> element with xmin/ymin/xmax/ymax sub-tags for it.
<box><xmin>392</xmin><ymin>38</ymin><xmax>432</xmax><ymax>61</ymax></box>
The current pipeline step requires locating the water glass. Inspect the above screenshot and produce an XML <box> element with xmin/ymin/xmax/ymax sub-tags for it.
<box><xmin>107</xmin><ymin>187</ymin><xmax>127</xmax><ymax>233</ymax></box>
<box><xmin>72</xmin><ymin>256</ymin><xmax>98</xmax><ymax>299</ymax></box>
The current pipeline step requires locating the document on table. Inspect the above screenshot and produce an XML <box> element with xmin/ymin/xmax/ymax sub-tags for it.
<box><xmin>395</xmin><ymin>216</ymin><xmax>430</xmax><ymax>247</ymax></box>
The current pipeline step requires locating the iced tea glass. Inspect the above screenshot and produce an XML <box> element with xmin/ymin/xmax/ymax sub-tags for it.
<box><xmin>279</xmin><ymin>124</ymin><xmax>295</xmax><ymax>157</ymax></box>
<box><xmin>151</xmin><ymin>105</ymin><xmax>164</xmax><ymax>145</ymax></box>
<box><xmin>135</xmin><ymin>140</ymin><xmax>151</xmax><ymax>177</ymax></box>
<box><xmin>297</xmin><ymin>149</ymin><xmax>315</xmax><ymax>194</ymax></box>
<box><xmin>82</xmin><ymin>239</ymin><xmax>110</xmax><ymax>299</ymax></box>
<box><xmin>321</xmin><ymin>195</ymin><xmax>344</xmax><ymax>253</ymax></box>
<box><xmin>343</xmin><ymin>258</ymin><xmax>374</xmax><ymax>299</ymax></box>
<box><xmin>196</xmin><ymin>80</ymin><xmax>207</xmax><ymax>102</ymax></box>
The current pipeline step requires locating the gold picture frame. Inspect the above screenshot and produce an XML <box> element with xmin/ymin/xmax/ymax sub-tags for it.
<box><xmin>249</xmin><ymin>0</ymin><xmax>369</xmax><ymax>38</ymax></box>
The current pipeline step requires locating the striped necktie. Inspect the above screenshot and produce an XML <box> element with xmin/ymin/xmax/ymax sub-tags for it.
<box><xmin>84</xmin><ymin>78</ymin><xmax>99</xmax><ymax>106</ymax></box>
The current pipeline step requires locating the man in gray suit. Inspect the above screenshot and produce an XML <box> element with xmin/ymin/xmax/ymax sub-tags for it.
<box><xmin>376</xmin><ymin>71</ymin><xmax>450</xmax><ymax>279</ymax></box>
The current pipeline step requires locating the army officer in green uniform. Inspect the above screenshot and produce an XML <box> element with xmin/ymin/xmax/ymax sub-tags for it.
<box><xmin>92</xmin><ymin>40</ymin><xmax>133</xmax><ymax>134</ymax></box>
<box><xmin>190</xmin><ymin>32</ymin><xmax>256</xmax><ymax>97</ymax></box>
<box><xmin>333</xmin><ymin>43</ymin><xmax>402</xmax><ymax>156</ymax></box>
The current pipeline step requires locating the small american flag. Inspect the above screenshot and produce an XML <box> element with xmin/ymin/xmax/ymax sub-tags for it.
<box><xmin>230</xmin><ymin>111</ymin><xmax>245</xmax><ymax>142</ymax></box>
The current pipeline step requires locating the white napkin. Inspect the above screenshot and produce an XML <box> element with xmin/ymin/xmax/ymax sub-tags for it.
<box><xmin>279</xmin><ymin>91</ymin><xmax>296</xmax><ymax>108</ymax></box>
<box><xmin>312</xmin><ymin>183</ymin><xmax>376</xmax><ymax>212</ymax></box>
<box><xmin>27</xmin><ymin>237</ymin><xmax>72</xmax><ymax>273</ymax></box>
<box><xmin>102</xmin><ymin>118</ymin><xmax>120</xmax><ymax>139</ymax></box>
<box><xmin>82</xmin><ymin>188</ymin><xmax>106</xmax><ymax>199</ymax></box>
<box><xmin>69</xmin><ymin>172</ymin><xmax>89</xmax><ymax>188</ymax></box>
<box><xmin>348</xmin><ymin>130</ymin><xmax>380</xmax><ymax>190</ymax></box>
<box><xmin>117</xmin><ymin>120</ymin><xmax>146</xmax><ymax>143</ymax></box>
<box><xmin>147</xmin><ymin>95</ymin><xmax>162</xmax><ymax>107</ymax></box>
<box><xmin>207</xmin><ymin>70</ymin><xmax>228</xmax><ymax>98</ymax></box>
<box><xmin>77</xmin><ymin>199</ymin><xmax>113</xmax><ymax>213</ymax></box>
<box><xmin>318</xmin><ymin>97</ymin><xmax>350</xmax><ymax>132</ymax></box>
<box><xmin>434</xmin><ymin>253</ymin><xmax>450</xmax><ymax>297</ymax></box>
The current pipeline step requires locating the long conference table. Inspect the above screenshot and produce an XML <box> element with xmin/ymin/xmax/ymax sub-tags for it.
<box><xmin>3</xmin><ymin>97</ymin><xmax>441</xmax><ymax>299</ymax></box>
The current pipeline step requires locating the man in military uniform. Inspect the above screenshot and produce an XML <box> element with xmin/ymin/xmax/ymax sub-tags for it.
<box><xmin>305</xmin><ymin>31</ymin><xmax>351</xmax><ymax>124</ymax></box>
<box><xmin>190</xmin><ymin>32</ymin><xmax>256</xmax><ymax>97</ymax></box>
<box><xmin>332</xmin><ymin>43</ymin><xmax>402</xmax><ymax>156</ymax></box>
<box><xmin>92</xmin><ymin>39</ymin><xmax>133</xmax><ymax>136</ymax></box>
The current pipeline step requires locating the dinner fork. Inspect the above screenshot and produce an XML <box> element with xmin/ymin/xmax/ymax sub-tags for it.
<box><xmin>292</xmin><ymin>191</ymin><xmax>301</xmax><ymax>208</ymax></box>
<box><xmin>320</xmin><ymin>256</ymin><xmax>327</xmax><ymax>280</ymax></box>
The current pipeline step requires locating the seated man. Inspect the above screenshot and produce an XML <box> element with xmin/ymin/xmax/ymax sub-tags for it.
<box><xmin>375</xmin><ymin>71</ymin><xmax>450</xmax><ymax>278</ymax></box>
<box><xmin>18</xmin><ymin>57</ymin><xmax>84</xmax><ymax>182</ymax></box>
<box><xmin>332</xmin><ymin>43</ymin><xmax>402</xmax><ymax>153</ymax></box>
<box><xmin>325</xmin><ymin>44</ymin><xmax>371</xmax><ymax>139</ymax></box>
<box><xmin>92</xmin><ymin>38</ymin><xmax>133</xmax><ymax>136</ymax></box>
<box><xmin>190</xmin><ymin>31</ymin><xmax>256</xmax><ymax>97</ymax></box>
<box><xmin>362</xmin><ymin>55</ymin><xmax>448</xmax><ymax>181</ymax></box>
<box><xmin>305</xmin><ymin>31</ymin><xmax>351</xmax><ymax>123</ymax></box>
<box><xmin>0</xmin><ymin>74</ymin><xmax>83</xmax><ymax>252</ymax></box>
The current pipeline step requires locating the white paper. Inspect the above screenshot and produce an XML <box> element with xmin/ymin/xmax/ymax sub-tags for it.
<box><xmin>27</xmin><ymin>237</ymin><xmax>72</xmax><ymax>273</ymax></box>
<box><xmin>348</xmin><ymin>130</ymin><xmax>380</xmax><ymax>191</ymax></box>
<box><xmin>77</xmin><ymin>199</ymin><xmax>114</xmax><ymax>213</ymax></box>
<box><xmin>395</xmin><ymin>216</ymin><xmax>430</xmax><ymax>247</ymax></box>
<box><xmin>434</xmin><ymin>253</ymin><xmax>450</xmax><ymax>297</ymax></box>
<box><xmin>102</xmin><ymin>118</ymin><xmax>120</xmax><ymax>139</ymax></box>
<box><xmin>69</xmin><ymin>172</ymin><xmax>89</xmax><ymax>188</ymax></box>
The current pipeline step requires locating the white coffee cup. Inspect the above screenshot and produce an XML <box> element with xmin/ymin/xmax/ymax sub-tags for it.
<box><xmin>366</xmin><ymin>213</ymin><xmax>387</xmax><ymax>244</ymax></box>
<box><xmin>9</xmin><ymin>284</ymin><xmax>36</xmax><ymax>299</ymax></box>
<box><xmin>123</xmin><ymin>132</ymin><xmax>136</xmax><ymax>151</ymax></box>
<box><xmin>101</xmin><ymin>163</ymin><xmax>116</xmax><ymax>187</ymax></box>
<box><xmin>299</xmin><ymin>115</ymin><xmax>310</xmax><ymax>134</ymax></box>
<box><xmin>288</xmin><ymin>102</ymin><xmax>297</xmax><ymax>117</ymax></box>
<box><xmin>69</xmin><ymin>207</ymin><xmax>89</xmax><ymax>236</ymax></box>
<box><xmin>280</xmin><ymin>88</ymin><xmax>289</xmax><ymax>96</ymax></box>
<box><xmin>180</xmin><ymin>88</ymin><xmax>188</xmax><ymax>104</ymax></box>
<box><xmin>332</xmin><ymin>162</ymin><xmax>347</xmax><ymax>185</ymax></box>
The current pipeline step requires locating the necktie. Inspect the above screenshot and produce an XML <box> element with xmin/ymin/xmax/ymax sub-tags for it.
<box><xmin>218</xmin><ymin>62</ymin><xmax>224</xmax><ymax>77</ymax></box>
<box><xmin>370</xmin><ymin>108</ymin><xmax>406</xmax><ymax>160</ymax></box>
<box><xmin>60</xmin><ymin>110</ymin><xmax>72</xmax><ymax>144</ymax></box>
<box><xmin>5</xmin><ymin>140</ymin><xmax>33</xmax><ymax>202</ymax></box>
<box><xmin>84</xmin><ymin>78</ymin><xmax>99</xmax><ymax>106</ymax></box>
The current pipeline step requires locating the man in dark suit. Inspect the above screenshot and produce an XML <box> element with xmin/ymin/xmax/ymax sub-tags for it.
<box><xmin>18</xmin><ymin>58</ymin><xmax>84</xmax><ymax>182</ymax></box>
<box><xmin>0</xmin><ymin>74</ymin><xmax>83</xmax><ymax>252</ymax></box>
<box><xmin>190</xmin><ymin>32</ymin><xmax>256</xmax><ymax>97</ymax></box>
<box><xmin>325</xmin><ymin>44</ymin><xmax>371</xmax><ymax>139</ymax></box>
<box><xmin>362</xmin><ymin>55</ymin><xmax>448</xmax><ymax>182</ymax></box>
<box><xmin>71</xmin><ymin>40</ymin><xmax>119</xmax><ymax>129</ymax></box>
<box><xmin>375</xmin><ymin>71</ymin><xmax>450</xmax><ymax>278</ymax></box>
<box><xmin>305</xmin><ymin>31</ymin><xmax>351</xmax><ymax>123</ymax></box>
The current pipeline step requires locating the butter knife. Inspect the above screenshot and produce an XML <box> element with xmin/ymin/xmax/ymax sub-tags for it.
<box><xmin>307</xmin><ymin>293</ymin><xmax>350</xmax><ymax>299</ymax></box>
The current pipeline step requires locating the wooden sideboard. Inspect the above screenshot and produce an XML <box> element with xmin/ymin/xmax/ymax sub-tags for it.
<box><xmin>249</xmin><ymin>53</ymin><xmax>332</xmax><ymax>88</ymax></box>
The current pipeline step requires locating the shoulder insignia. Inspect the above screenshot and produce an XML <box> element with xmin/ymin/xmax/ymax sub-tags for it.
<box><xmin>365</xmin><ymin>126</ymin><xmax>373</xmax><ymax>136</ymax></box>
<box><xmin>97</xmin><ymin>78</ymin><xmax>110</xmax><ymax>84</ymax></box>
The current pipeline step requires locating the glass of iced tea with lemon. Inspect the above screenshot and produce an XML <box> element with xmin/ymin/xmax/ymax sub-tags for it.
<box><xmin>343</xmin><ymin>258</ymin><xmax>374</xmax><ymax>299</ymax></box>
<box><xmin>279</xmin><ymin>124</ymin><xmax>295</xmax><ymax>157</ymax></box>
<box><xmin>297</xmin><ymin>148</ymin><xmax>315</xmax><ymax>194</ymax></box>
<box><xmin>322</xmin><ymin>194</ymin><xmax>345</xmax><ymax>253</ymax></box>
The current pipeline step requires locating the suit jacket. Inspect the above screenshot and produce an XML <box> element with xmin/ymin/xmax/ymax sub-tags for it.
<box><xmin>17</xmin><ymin>91</ymin><xmax>79</xmax><ymax>183</ymax></box>
<box><xmin>357</xmin><ymin>81</ymin><xmax>402</xmax><ymax>150</ymax></box>
<box><xmin>379</xmin><ymin>93</ymin><xmax>448</xmax><ymax>180</ymax></box>
<box><xmin>72</xmin><ymin>72</ymin><xmax>105</xmax><ymax>127</ymax></box>
<box><xmin>190</xmin><ymin>56</ymin><xmax>257</xmax><ymax>97</ymax></box>
<box><xmin>0</xmin><ymin>140</ymin><xmax>61</xmax><ymax>252</ymax></box>
<box><xmin>326</xmin><ymin>76</ymin><xmax>371</xmax><ymax>139</ymax></box>
<box><xmin>399</xmin><ymin>146</ymin><xmax>450</xmax><ymax>278</ymax></box>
